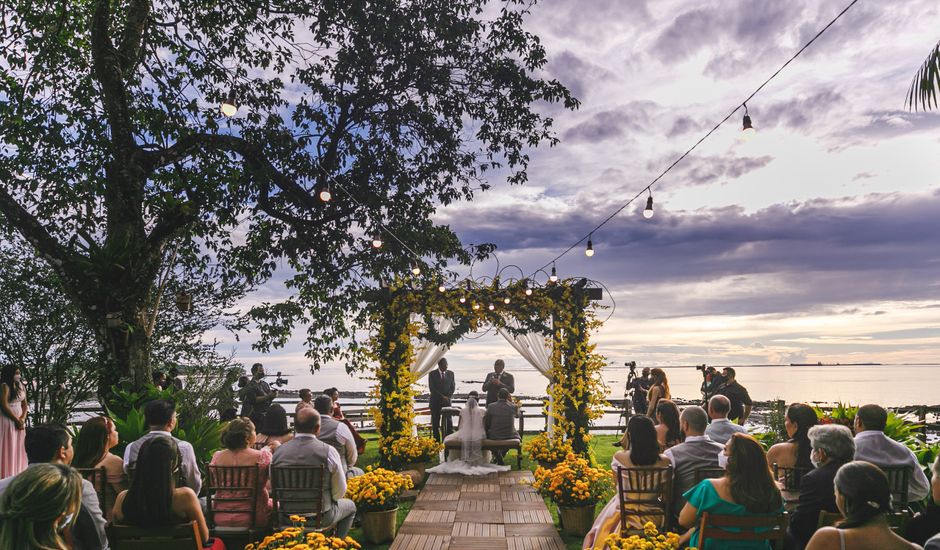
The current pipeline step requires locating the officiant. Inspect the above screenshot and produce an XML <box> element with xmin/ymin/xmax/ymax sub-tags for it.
<box><xmin>428</xmin><ymin>357</ymin><xmax>455</xmax><ymax>441</ymax></box>
<box><xmin>482</xmin><ymin>359</ymin><xmax>515</xmax><ymax>405</ymax></box>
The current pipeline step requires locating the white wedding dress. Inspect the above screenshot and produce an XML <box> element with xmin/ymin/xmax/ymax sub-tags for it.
<box><xmin>427</xmin><ymin>397</ymin><xmax>510</xmax><ymax>476</ymax></box>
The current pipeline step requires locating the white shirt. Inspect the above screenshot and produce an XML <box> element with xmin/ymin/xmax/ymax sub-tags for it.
<box><xmin>123</xmin><ymin>431</ymin><xmax>202</xmax><ymax>495</ymax></box>
<box><xmin>333</xmin><ymin>421</ymin><xmax>358</xmax><ymax>468</ymax></box>
<box><xmin>705</xmin><ymin>418</ymin><xmax>748</xmax><ymax>444</ymax></box>
<box><xmin>854</xmin><ymin>430</ymin><xmax>929</xmax><ymax>502</ymax></box>
<box><xmin>293</xmin><ymin>434</ymin><xmax>347</xmax><ymax>499</ymax></box>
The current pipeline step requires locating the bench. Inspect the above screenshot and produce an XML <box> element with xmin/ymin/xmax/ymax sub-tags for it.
<box><xmin>443</xmin><ymin>409</ymin><xmax>524</xmax><ymax>469</ymax></box>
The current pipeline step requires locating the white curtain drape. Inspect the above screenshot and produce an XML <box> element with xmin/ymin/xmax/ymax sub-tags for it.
<box><xmin>410</xmin><ymin>315</ymin><xmax>454</xmax><ymax>380</ymax></box>
<box><xmin>497</xmin><ymin>318</ymin><xmax>555</xmax><ymax>436</ymax></box>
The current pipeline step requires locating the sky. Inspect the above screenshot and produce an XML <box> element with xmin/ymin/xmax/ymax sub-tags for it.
<box><xmin>220</xmin><ymin>0</ymin><xmax>940</xmax><ymax>378</ymax></box>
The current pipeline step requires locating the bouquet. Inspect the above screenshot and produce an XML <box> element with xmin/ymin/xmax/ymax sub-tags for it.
<box><xmin>387</xmin><ymin>435</ymin><xmax>443</xmax><ymax>465</ymax></box>
<box><xmin>345</xmin><ymin>467</ymin><xmax>415</xmax><ymax>512</ymax></box>
<box><xmin>604</xmin><ymin>521</ymin><xmax>688</xmax><ymax>550</ymax></box>
<box><xmin>523</xmin><ymin>433</ymin><xmax>573</xmax><ymax>465</ymax></box>
<box><xmin>532</xmin><ymin>452</ymin><xmax>613</xmax><ymax>507</ymax></box>
<box><xmin>244</xmin><ymin>517</ymin><xmax>361</xmax><ymax>550</ymax></box>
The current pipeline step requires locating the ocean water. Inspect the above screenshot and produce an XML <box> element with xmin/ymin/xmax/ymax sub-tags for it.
<box><xmin>277</xmin><ymin>363</ymin><xmax>940</xmax><ymax>408</ymax></box>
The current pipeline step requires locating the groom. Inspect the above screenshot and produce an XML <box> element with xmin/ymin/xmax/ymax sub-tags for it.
<box><xmin>482</xmin><ymin>359</ymin><xmax>515</xmax><ymax>405</ymax></box>
<box><xmin>428</xmin><ymin>358</ymin><xmax>455</xmax><ymax>442</ymax></box>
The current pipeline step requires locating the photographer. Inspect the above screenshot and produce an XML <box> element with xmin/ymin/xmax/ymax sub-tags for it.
<box><xmin>629</xmin><ymin>365</ymin><xmax>652</xmax><ymax>415</ymax></box>
<box><xmin>243</xmin><ymin>362</ymin><xmax>279</xmax><ymax>428</ymax></box>
<box><xmin>698</xmin><ymin>366</ymin><xmax>726</xmax><ymax>403</ymax></box>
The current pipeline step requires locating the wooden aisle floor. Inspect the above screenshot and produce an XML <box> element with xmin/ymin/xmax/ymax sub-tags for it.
<box><xmin>389</xmin><ymin>470</ymin><xmax>566</xmax><ymax>550</ymax></box>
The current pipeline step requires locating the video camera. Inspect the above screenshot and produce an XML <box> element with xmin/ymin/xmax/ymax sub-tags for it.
<box><xmin>272</xmin><ymin>371</ymin><xmax>289</xmax><ymax>388</ymax></box>
<box><xmin>626</xmin><ymin>361</ymin><xmax>637</xmax><ymax>376</ymax></box>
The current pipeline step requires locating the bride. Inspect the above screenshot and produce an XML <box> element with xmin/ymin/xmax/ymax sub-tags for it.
<box><xmin>427</xmin><ymin>392</ymin><xmax>510</xmax><ymax>475</ymax></box>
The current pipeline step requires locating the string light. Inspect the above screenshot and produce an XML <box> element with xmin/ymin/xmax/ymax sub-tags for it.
<box><xmin>488</xmin><ymin>303</ymin><xmax>495</xmax><ymax>311</ymax></box>
<box><xmin>459</xmin><ymin>295</ymin><xmax>466</xmax><ymax>304</ymax></box>
<box><xmin>371</xmin><ymin>234</ymin><xmax>383</xmax><ymax>249</ymax></box>
<box><xmin>472</xmin><ymin>303</ymin><xmax>481</xmax><ymax>310</ymax></box>
<box><xmin>643</xmin><ymin>192</ymin><xmax>654</xmax><ymax>219</ymax></box>
<box><xmin>411</xmin><ymin>263</ymin><xmax>421</xmax><ymax>276</ymax></box>
<box><xmin>585</xmin><ymin>235</ymin><xmax>594</xmax><ymax>257</ymax></box>
<box><xmin>319</xmin><ymin>182</ymin><xmax>332</xmax><ymax>202</ymax></box>
<box><xmin>220</xmin><ymin>89</ymin><xmax>237</xmax><ymax>117</ymax></box>
<box><xmin>741</xmin><ymin>103</ymin><xmax>756</xmax><ymax>140</ymax></box>
<box><xmin>503</xmin><ymin>297</ymin><xmax>511</xmax><ymax>305</ymax></box>
<box><xmin>437</xmin><ymin>282</ymin><xmax>446</xmax><ymax>293</ymax></box>
<box><xmin>549</xmin><ymin>264</ymin><xmax>558</xmax><ymax>283</ymax></box>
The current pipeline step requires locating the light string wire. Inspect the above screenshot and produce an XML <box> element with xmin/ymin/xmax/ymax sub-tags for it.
<box><xmin>528</xmin><ymin>0</ymin><xmax>861</xmax><ymax>278</ymax></box>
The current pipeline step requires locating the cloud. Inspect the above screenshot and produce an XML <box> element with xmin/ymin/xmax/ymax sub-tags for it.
<box><xmin>562</xmin><ymin>101</ymin><xmax>659</xmax><ymax>142</ymax></box>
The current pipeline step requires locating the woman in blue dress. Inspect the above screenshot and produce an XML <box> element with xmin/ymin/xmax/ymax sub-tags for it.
<box><xmin>678</xmin><ymin>433</ymin><xmax>784</xmax><ymax>549</ymax></box>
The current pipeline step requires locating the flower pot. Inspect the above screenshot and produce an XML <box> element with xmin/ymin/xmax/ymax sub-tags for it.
<box><xmin>403</xmin><ymin>461</ymin><xmax>426</xmax><ymax>479</ymax></box>
<box><xmin>361</xmin><ymin>507</ymin><xmax>398</xmax><ymax>544</ymax></box>
<box><xmin>557</xmin><ymin>503</ymin><xmax>596</xmax><ymax>536</ymax></box>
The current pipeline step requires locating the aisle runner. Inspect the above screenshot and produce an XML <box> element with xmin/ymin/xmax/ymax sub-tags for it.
<box><xmin>390</xmin><ymin>470</ymin><xmax>566</xmax><ymax>550</ymax></box>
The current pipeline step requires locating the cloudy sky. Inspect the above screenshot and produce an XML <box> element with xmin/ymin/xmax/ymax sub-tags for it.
<box><xmin>228</xmin><ymin>0</ymin><xmax>940</xmax><ymax>377</ymax></box>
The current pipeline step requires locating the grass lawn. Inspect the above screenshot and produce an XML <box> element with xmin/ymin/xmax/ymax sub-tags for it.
<box><xmin>348</xmin><ymin>433</ymin><xmax>621</xmax><ymax>550</ymax></box>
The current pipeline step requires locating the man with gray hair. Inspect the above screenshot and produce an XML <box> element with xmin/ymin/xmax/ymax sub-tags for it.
<box><xmin>664</xmin><ymin>405</ymin><xmax>723</xmax><ymax>515</ymax></box>
<box><xmin>705</xmin><ymin>395</ymin><xmax>748</xmax><ymax>444</ymax></box>
<box><xmin>787</xmin><ymin>424</ymin><xmax>855</xmax><ymax>549</ymax></box>
<box><xmin>313</xmin><ymin>394</ymin><xmax>363</xmax><ymax>478</ymax></box>
<box><xmin>912</xmin><ymin>454</ymin><xmax>940</xmax><ymax>548</ymax></box>
<box><xmin>271</xmin><ymin>407</ymin><xmax>356</xmax><ymax>536</ymax></box>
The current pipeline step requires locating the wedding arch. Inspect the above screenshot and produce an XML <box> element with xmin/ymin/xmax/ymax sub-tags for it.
<box><xmin>366</xmin><ymin>277</ymin><xmax>608</xmax><ymax>465</ymax></box>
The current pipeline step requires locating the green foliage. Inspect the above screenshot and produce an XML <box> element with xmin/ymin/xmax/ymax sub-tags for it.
<box><xmin>108</xmin><ymin>406</ymin><xmax>148</xmax><ymax>459</ymax></box>
<box><xmin>907</xmin><ymin>40</ymin><xmax>940</xmax><ymax>111</ymax></box>
<box><xmin>174</xmin><ymin>416</ymin><xmax>224</xmax><ymax>471</ymax></box>
<box><xmin>106</xmin><ymin>384</ymin><xmax>178</xmax><ymax>419</ymax></box>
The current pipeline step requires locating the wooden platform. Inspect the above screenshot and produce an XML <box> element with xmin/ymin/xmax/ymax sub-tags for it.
<box><xmin>390</xmin><ymin>470</ymin><xmax>565</xmax><ymax>550</ymax></box>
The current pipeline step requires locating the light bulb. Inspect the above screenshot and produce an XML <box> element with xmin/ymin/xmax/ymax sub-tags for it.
<box><xmin>585</xmin><ymin>236</ymin><xmax>594</xmax><ymax>257</ymax></box>
<box><xmin>503</xmin><ymin>297</ymin><xmax>511</xmax><ymax>304</ymax></box>
<box><xmin>411</xmin><ymin>264</ymin><xmax>421</xmax><ymax>276</ymax></box>
<box><xmin>459</xmin><ymin>296</ymin><xmax>466</xmax><ymax>304</ymax></box>
<box><xmin>488</xmin><ymin>303</ymin><xmax>495</xmax><ymax>311</ymax></box>
<box><xmin>319</xmin><ymin>188</ymin><xmax>332</xmax><ymax>202</ymax></box>
<box><xmin>741</xmin><ymin>107</ymin><xmax>756</xmax><ymax>141</ymax></box>
<box><xmin>549</xmin><ymin>265</ymin><xmax>558</xmax><ymax>283</ymax></box>
<box><xmin>472</xmin><ymin>303</ymin><xmax>480</xmax><ymax>310</ymax></box>
<box><xmin>371</xmin><ymin>235</ymin><xmax>383</xmax><ymax>249</ymax></box>
<box><xmin>525</xmin><ymin>288</ymin><xmax>533</xmax><ymax>296</ymax></box>
<box><xmin>438</xmin><ymin>284</ymin><xmax>446</xmax><ymax>293</ymax></box>
<box><xmin>220</xmin><ymin>89</ymin><xmax>237</xmax><ymax>117</ymax></box>
<box><xmin>643</xmin><ymin>195</ymin><xmax>654</xmax><ymax>219</ymax></box>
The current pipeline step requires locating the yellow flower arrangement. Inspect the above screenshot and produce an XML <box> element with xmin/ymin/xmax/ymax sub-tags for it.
<box><xmin>345</xmin><ymin>466</ymin><xmax>415</xmax><ymax>512</ymax></box>
<box><xmin>532</xmin><ymin>452</ymin><xmax>613</xmax><ymax>507</ymax></box>
<box><xmin>387</xmin><ymin>435</ymin><xmax>443</xmax><ymax>465</ymax></box>
<box><xmin>523</xmin><ymin>433</ymin><xmax>573</xmax><ymax>465</ymax></box>
<box><xmin>243</xmin><ymin>517</ymin><xmax>361</xmax><ymax>550</ymax></box>
<box><xmin>603</xmin><ymin>521</ymin><xmax>691</xmax><ymax>550</ymax></box>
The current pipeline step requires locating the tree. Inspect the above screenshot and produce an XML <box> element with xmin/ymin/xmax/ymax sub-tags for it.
<box><xmin>907</xmin><ymin>40</ymin><xmax>940</xmax><ymax>111</ymax></box>
<box><xmin>0</xmin><ymin>0</ymin><xmax>576</xmax><ymax>394</ymax></box>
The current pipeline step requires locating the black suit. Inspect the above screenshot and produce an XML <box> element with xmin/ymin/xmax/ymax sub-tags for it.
<box><xmin>787</xmin><ymin>460</ymin><xmax>842</xmax><ymax>550</ymax></box>
<box><xmin>428</xmin><ymin>368</ymin><xmax>455</xmax><ymax>441</ymax></box>
<box><xmin>482</xmin><ymin>371</ymin><xmax>515</xmax><ymax>405</ymax></box>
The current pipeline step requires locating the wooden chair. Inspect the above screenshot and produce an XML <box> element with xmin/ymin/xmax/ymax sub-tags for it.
<box><xmin>817</xmin><ymin>510</ymin><xmax>912</xmax><ymax>535</ymax></box>
<box><xmin>773</xmin><ymin>463</ymin><xmax>812</xmax><ymax>491</ymax></box>
<box><xmin>694</xmin><ymin>467</ymin><xmax>726</xmax><ymax>483</ymax></box>
<box><xmin>107</xmin><ymin>520</ymin><xmax>202</xmax><ymax>550</ymax></box>
<box><xmin>206</xmin><ymin>465</ymin><xmax>260</xmax><ymax>541</ymax></box>
<box><xmin>880</xmin><ymin>466</ymin><xmax>911</xmax><ymax>508</ymax></box>
<box><xmin>614</xmin><ymin>465</ymin><xmax>673</xmax><ymax>534</ymax></box>
<box><xmin>270</xmin><ymin>465</ymin><xmax>332</xmax><ymax>533</ymax></box>
<box><xmin>76</xmin><ymin>467</ymin><xmax>109</xmax><ymax>519</ymax></box>
<box><xmin>698</xmin><ymin>512</ymin><xmax>788</xmax><ymax>550</ymax></box>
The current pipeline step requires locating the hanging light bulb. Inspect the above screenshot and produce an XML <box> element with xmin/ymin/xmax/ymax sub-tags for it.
<box><xmin>525</xmin><ymin>287</ymin><xmax>533</xmax><ymax>296</ymax></box>
<box><xmin>503</xmin><ymin>296</ymin><xmax>511</xmax><ymax>305</ymax></box>
<box><xmin>459</xmin><ymin>296</ymin><xmax>467</xmax><ymax>304</ymax></box>
<box><xmin>411</xmin><ymin>263</ymin><xmax>421</xmax><ymax>276</ymax></box>
<box><xmin>437</xmin><ymin>281</ymin><xmax>446</xmax><ymax>293</ymax></box>
<box><xmin>585</xmin><ymin>235</ymin><xmax>595</xmax><ymax>257</ymax></box>
<box><xmin>488</xmin><ymin>303</ymin><xmax>495</xmax><ymax>311</ymax></box>
<box><xmin>220</xmin><ymin>89</ymin><xmax>238</xmax><ymax>117</ymax></box>
<box><xmin>371</xmin><ymin>234</ymin><xmax>383</xmax><ymax>249</ymax></box>
<box><xmin>643</xmin><ymin>192</ymin><xmax>654</xmax><ymax>219</ymax></box>
<box><xmin>549</xmin><ymin>264</ymin><xmax>558</xmax><ymax>283</ymax></box>
<box><xmin>319</xmin><ymin>182</ymin><xmax>332</xmax><ymax>202</ymax></box>
<box><xmin>472</xmin><ymin>302</ymin><xmax>481</xmax><ymax>310</ymax></box>
<box><xmin>522</xmin><ymin>278</ymin><xmax>532</xmax><ymax>296</ymax></box>
<box><xmin>741</xmin><ymin>103</ymin><xmax>756</xmax><ymax>140</ymax></box>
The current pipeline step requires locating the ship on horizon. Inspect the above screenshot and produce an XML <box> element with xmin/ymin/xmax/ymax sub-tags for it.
<box><xmin>790</xmin><ymin>362</ymin><xmax>882</xmax><ymax>366</ymax></box>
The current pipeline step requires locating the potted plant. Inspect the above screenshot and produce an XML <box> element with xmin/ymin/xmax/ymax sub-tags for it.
<box><xmin>387</xmin><ymin>435</ymin><xmax>443</xmax><ymax>478</ymax></box>
<box><xmin>604</xmin><ymin>522</ymin><xmax>686</xmax><ymax>550</ymax></box>
<box><xmin>244</xmin><ymin>516</ymin><xmax>361</xmax><ymax>549</ymax></box>
<box><xmin>522</xmin><ymin>432</ymin><xmax>573</xmax><ymax>469</ymax></box>
<box><xmin>532</xmin><ymin>452</ymin><xmax>613</xmax><ymax>536</ymax></box>
<box><xmin>346</xmin><ymin>467</ymin><xmax>414</xmax><ymax>544</ymax></box>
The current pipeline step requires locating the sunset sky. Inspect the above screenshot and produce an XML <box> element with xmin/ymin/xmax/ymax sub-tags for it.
<box><xmin>221</xmin><ymin>0</ymin><xmax>940</xmax><ymax>374</ymax></box>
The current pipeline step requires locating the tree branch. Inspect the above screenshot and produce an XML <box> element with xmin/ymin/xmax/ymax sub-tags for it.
<box><xmin>90</xmin><ymin>0</ymin><xmax>136</xmax><ymax>152</ymax></box>
<box><xmin>0</xmin><ymin>173</ymin><xmax>70</xmax><ymax>267</ymax></box>
<box><xmin>117</xmin><ymin>0</ymin><xmax>152</xmax><ymax>78</ymax></box>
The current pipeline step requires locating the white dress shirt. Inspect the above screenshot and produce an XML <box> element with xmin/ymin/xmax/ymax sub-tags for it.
<box><xmin>334</xmin><ymin>422</ymin><xmax>358</xmax><ymax>468</ymax></box>
<box><xmin>123</xmin><ymin>430</ymin><xmax>202</xmax><ymax>495</ymax></box>
<box><xmin>293</xmin><ymin>433</ymin><xmax>347</xmax><ymax>499</ymax></box>
<box><xmin>705</xmin><ymin>418</ymin><xmax>748</xmax><ymax>444</ymax></box>
<box><xmin>854</xmin><ymin>430</ymin><xmax>929</xmax><ymax>502</ymax></box>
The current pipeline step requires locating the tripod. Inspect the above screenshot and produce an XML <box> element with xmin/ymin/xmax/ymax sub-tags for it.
<box><xmin>616</xmin><ymin>362</ymin><xmax>638</xmax><ymax>434</ymax></box>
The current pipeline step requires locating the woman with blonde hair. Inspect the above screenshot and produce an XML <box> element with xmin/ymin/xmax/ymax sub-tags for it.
<box><xmin>208</xmin><ymin>417</ymin><xmax>272</xmax><ymax>527</ymax></box>
<box><xmin>0</xmin><ymin>463</ymin><xmax>83</xmax><ymax>550</ymax></box>
<box><xmin>645</xmin><ymin>368</ymin><xmax>670</xmax><ymax>420</ymax></box>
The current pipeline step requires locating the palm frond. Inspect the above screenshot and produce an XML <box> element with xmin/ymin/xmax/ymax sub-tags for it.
<box><xmin>907</xmin><ymin>41</ymin><xmax>940</xmax><ymax>111</ymax></box>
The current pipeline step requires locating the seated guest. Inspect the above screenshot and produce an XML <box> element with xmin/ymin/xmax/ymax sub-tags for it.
<box><xmin>123</xmin><ymin>399</ymin><xmax>202</xmax><ymax>495</ymax></box>
<box><xmin>766</xmin><ymin>403</ymin><xmax>817</xmax><ymax>478</ymax></box>
<box><xmin>655</xmin><ymin>399</ymin><xmax>683</xmax><ymax>450</ymax></box>
<box><xmin>664</xmin><ymin>405</ymin><xmax>724</xmax><ymax>515</ymax></box>
<box><xmin>72</xmin><ymin>416</ymin><xmax>128</xmax><ymax>519</ymax></box>
<box><xmin>312</xmin><ymin>395</ymin><xmax>363</xmax><ymax>478</ymax></box>
<box><xmin>209</xmin><ymin>418</ymin><xmax>272</xmax><ymax>528</ymax></box>
<box><xmin>271</xmin><ymin>408</ymin><xmax>356</xmax><ymax>537</ymax></box>
<box><xmin>853</xmin><ymin>404</ymin><xmax>929</xmax><ymax>503</ymax></box>
<box><xmin>325</xmin><ymin>388</ymin><xmax>367</xmax><ymax>454</ymax></box>
<box><xmin>705</xmin><ymin>395</ymin><xmax>747</xmax><ymax>445</ymax></box>
<box><xmin>788</xmin><ymin>424</ymin><xmax>856</xmax><ymax>550</ymax></box>
<box><xmin>908</xmin><ymin>454</ymin><xmax>940</xmax><ymax>547</ymax></box>
<box><xmin>584</xmin><ymin>416</ymin><xmax>671</xmax><ymax>548</ymax></box>
<box><xmin>0</xmin><ymin>463</ymin><xmax>83</xmax><ymax>550</ymax></box>
<box><xmin>0</xmin><ymin>424</ymin><xmax>107</xmax><ymax>550</ymax></box>
<box><xmin>678</xmin><ymin>433</ymin><xmax>784</xmax><ymax>550</ymax></box>
<box><xmin>296</xmin><ymin>389</ymin><xmax>314</xmax><ymax>414</ymax></box>
<box><xmin>255</xmin><ymin>404</ymin><xmax>294</xmax><ymax>448</ymax></box>
<box><xmin>114</xmin><ymin>436</ymin><xmax>224</xmax><ymax>550</ymax></box>
<box><xmin>484</xmin><ymin>388</ymin><xmax>520</xmax><ymax>466</ymax></box>
<box><xmin>806</xmin><ymin>461</ymin><xmax>920</xmax><ymax>550</ymax></box>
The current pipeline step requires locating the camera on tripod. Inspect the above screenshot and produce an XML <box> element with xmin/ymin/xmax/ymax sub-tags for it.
<box><xmin>272</xmin><ymin>371</ymin><xmax>289</xmax><ymax>387</ymax></box>
<box><xmin>626</xmin><ymin>361</ymin><xmax>637</xmax><ymax>376</ymax></box>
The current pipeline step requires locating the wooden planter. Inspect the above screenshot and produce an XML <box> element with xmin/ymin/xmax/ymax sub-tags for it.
<box><xmin>361</xmin><ymin>507</ymin><xmax>399</xmax><ymax>544</ymax></box>
<box><xmin>557</xmin><ymin>503</ymin><xmax>596</xmax><ymax>536</ymax></box>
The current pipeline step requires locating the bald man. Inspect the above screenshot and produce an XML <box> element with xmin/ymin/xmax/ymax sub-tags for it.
<box><xmin>705</xmin><ymin>395</ymin><xmax>747</xmax><ymax>444</ymax></box>
<box><xmin>272</xmin><ymin>408</ymin><xmax>356</xmax><ymax>536</ymax></box>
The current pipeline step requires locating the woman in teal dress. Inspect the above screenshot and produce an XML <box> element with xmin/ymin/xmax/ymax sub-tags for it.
<box><xmin>678</xmin><ymin>433</ymin><xmax>784</xmax><ymax>549</ymax></box>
